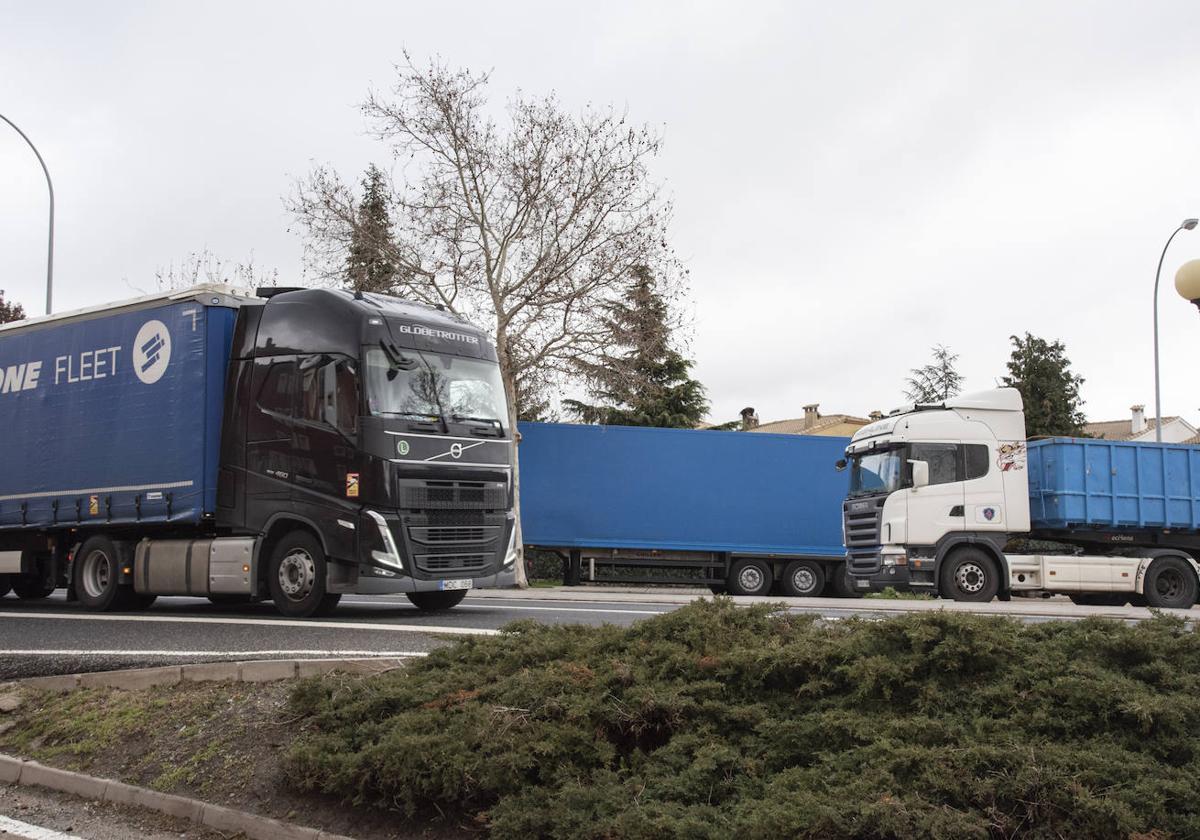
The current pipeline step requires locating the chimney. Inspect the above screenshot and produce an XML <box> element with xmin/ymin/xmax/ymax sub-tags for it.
<box><xmin>1131</xmin><ymin>404</ymin><xmax>1146</xmax><ymax>435</ymax></box>
<box><xmin>803</xmin><ymin>403</ymin><xmax>820</xmax><ymax>430</ymax></box>
<box><xmin>739</xmin><ymin>406</ymin><xmax>759</xmax><ymax>431</ymax></box>
<box><xmin>869</xmin><ymin>410</ymin><xmax>883</xmax><ymax>421</ymax></box>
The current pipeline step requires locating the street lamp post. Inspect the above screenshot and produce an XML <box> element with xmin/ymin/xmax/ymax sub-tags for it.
<box><xmin>1153</xmin><ymin>218</ymin><xmax>1198</xmax><ymax>442</ymax></box>
<box><xmin>0</xmin><ymin>113</ymin><xmax>54</xmax><ymax>315</ymax></box>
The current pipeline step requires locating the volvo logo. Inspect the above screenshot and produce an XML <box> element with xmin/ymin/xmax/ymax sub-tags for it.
<box><xmin>449</xmin><ymin>443</ymin><xmax>463</xmax><ymax>459</ymax></box>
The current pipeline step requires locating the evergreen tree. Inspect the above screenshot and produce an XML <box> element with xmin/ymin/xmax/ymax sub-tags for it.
<box><xmin>0</xmin><ymin>290</ymin><xmax>25</xmax><ymax>324</ymax></box>
<box><xmin>345</xmin><ymin>165</ymin><xmax>397</xmax><ymax>293</ymax></box>
<box><xmin>564</xmin><ymin>267</ymin><xmax>708</xmax><ymax>428</ymax></box>
<box><xmin>1001</xmin><ymin>332</ymin><xmax>1087</xmax><ymax>437</ymax></box>
<box><xmin>904</xmin><ymin>344</ymin><xmax>963</xmax><ymax>403</ymax></box>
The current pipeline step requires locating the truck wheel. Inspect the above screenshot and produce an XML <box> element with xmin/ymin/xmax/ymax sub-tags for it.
<box><xmin>74</xmin><ymin>536</ymin><xmax>135</xmax><ymax>610</ymax></box>
<box><xmin>781</xmin><ymin>560</ymin><xmax>825</xmax><ymax>597</ymax></box>
<box><xmin>1143</xmin><ymin>556</ymin><xmax>1198</xmax><ymax>609</ymax></box>
<box><xmin>727</xmin><ymin>558</ymin><xmax>773</xmax><ymax>596</ymax></box>
<box><xmin>938</xmin><ymin>548</ymin><xmax>999</xmax><ymax>602</ymax></box>
<box><xmin>830</xmin><ymin>562</ymin><xmax>861</xmax><ymax>598</ymax></box>
<box><xmin>12</xmin><ymin>577</ymin><xmax>56</xmax><ymax>600</ymax></box>
<box><xmin>407</xmin><ymin>590</ymin><xmax>468</xmax><ymax>611</ymax></box>
<box><xmin>267</xmin><ymin>531</ymin><xmax>340</xmax><ymax>618</ymax></box>
<box><xmin>0</xmin><ymin>574</ymin><xmax>10</xmax><ymax>597</ymax></box>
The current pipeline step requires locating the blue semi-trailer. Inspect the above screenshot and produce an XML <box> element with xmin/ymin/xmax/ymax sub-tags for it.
<box><xmin>0</xmin><ymin>284</ymin><xmax>518</xmax><ymax>616</ymax></box>
<box><xmin>517</xmin><ymin>422</ymin><xmax>854</xmax><ymax>596</ymax></box>
<box><xmin>842</xmin><ymin>388</ymin><xmax>1200</xmax><ymax>607</ymax></box>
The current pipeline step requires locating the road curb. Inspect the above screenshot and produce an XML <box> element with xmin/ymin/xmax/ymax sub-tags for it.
<box><xmin>16</xmin><ymin>656</ymin><xmax>410</xmax><ymax>693</ymax></box>
<box><xmin>1</xmin><ymin>755</ymin><xmax>355</xmax><ymax>839</ymax></box>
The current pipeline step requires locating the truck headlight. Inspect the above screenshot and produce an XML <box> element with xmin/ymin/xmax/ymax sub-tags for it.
<box><xmin>365</xmin><ymin>510</ymin><xmax>404</xmax><ymax>571</ymax></box>
<box><xmin>502</xmin><ymin>526</ymin><xmax>518</xmax><ymax>569</ymax></box>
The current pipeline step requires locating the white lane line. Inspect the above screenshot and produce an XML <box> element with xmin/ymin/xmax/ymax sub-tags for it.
<box><xmin>0</xmin><ymin>814</ymin><xmax>84</xmax><ymax>840</ymax></box>
<box><xmin>0</xmin><ymin>612</ymin><xmax>498</xmax><ymax>636</ymax></box>
<box><xmin>4</xmin><ymin>649</ymin><xmax>429</xmax><ymax>657</ymax></box>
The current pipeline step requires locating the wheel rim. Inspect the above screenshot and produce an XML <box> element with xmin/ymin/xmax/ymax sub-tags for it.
<box><xmin>1155</xmin><ymin>569</ymin><xmax>1184</xmax><ymax>601</ymax></box>
<box><xmin>792</xmin><ymin>567</ymin><xmax>816</xmax><ymax>594</ymax></box>
<box><xmin>954</xmin><ymin>562</ymin><xmax>986</xmax><ymax>594</ymax></box>
<box><xmin>738</xmin><ymin>566</ymin><xmax>765</xmax><ymax>593</ymax></box>
<box><xmin>278</xmin><ymin>548</ymin><xmax>316</xmax><ymax>601</ymax></box>
<box><xmin>81</xmin><ymin>550</ymin><xmax>111</xmax><ymax>599</ymax></box>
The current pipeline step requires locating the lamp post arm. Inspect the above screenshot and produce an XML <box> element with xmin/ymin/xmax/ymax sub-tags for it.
<box><xmin>1154</xmin><ymin>224</ymin><xmax>1186</xmax><ymax>443</ymax></box>
<box><xmin>0</xmin><ymin>113</ymin><xmax>54</xmax><ymax>315</ymax></box>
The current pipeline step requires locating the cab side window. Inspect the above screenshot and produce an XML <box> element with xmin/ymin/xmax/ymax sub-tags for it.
<box><xmin>963</xmin><ymin>444</ymin><xmax>990</xmax><ymax>480</ymax></box>
<box><xmin>910</xmin><ymin>443</ymin><xmax>958</xmax><ymax>486</ymax></box>
<box><xmin>299</xmin><ymin>356</ymin><xmax>359</xmax><ymax>437</ymax></box>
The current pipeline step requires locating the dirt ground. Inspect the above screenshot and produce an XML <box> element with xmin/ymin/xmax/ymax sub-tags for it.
<box><xmin>2</xmin><ymin>783</ymin><xmax>230</xmax><ymax>839</ymax></box>
<box><xmin>0</xmin><ymin>679</ymin><xmax>474</xmax><ymax>840</ymax></box>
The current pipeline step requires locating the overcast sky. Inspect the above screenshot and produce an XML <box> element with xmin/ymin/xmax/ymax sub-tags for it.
<box><xmin>4</xmin><ymin>1</ymin><xmax>1200</xmax><ymax>427</ymax></box>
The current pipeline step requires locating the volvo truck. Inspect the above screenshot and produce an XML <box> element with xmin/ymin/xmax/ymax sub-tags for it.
<box><xmin>0</xmin><ymin>284</ymin><xmax>517</xmax><ymax>617</ymax></box>
<box><xmin>841</xmin><ymin>388</ymin><xmax>1200</xmax><ymax>609</ymax></box>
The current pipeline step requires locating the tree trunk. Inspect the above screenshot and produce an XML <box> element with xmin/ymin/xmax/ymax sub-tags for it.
<box><xmin>496</xmin><ymin>331</ymin><xmax>528</xmax><ymax>588</ymax></box>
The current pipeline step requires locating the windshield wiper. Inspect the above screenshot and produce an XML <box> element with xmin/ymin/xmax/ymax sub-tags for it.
<box><xmin>450</xmin><ymin>414</ymin><xmax>504</xmax><ymax>435</ymax></box>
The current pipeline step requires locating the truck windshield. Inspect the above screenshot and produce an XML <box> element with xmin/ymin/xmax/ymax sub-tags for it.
<box><xmin>848</xmin><ymin>447</ymin><xmax>904</xmax><ymax>497</ymax></box>
<box><xmin>364</xmin><ymin>348</ymin><xmax>507</xmax><ymax>427</ymax></box>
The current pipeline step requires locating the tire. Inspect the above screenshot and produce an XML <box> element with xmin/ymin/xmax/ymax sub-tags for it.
<box><xmin>407</xmin><ymin>590</ymin><xmax>467</xmax><ymax>611</ymax></box>
<box><xmin>1143</xmin><ymin>556</ymin><xmax>1198</xmax><ymax>609</ymax></box>
<box><xmin>830</xmin><ymin>562</ymin><xmax>861</xmax><ymax>598</ymax></box>
<box><xmin>73</xmin><ymin>535</ymin><xmax>134</xmax><ymax>610</ymax></box>
<box><xmin>708</xmin><ymin>585</ymin><xmax>727</xmax><ymax>596</ymax></box>
<box><xmin>127</xmin><ymin>593</ymin><xmax>158</xmax><ymax>610</ymax></box>
<box><xmin>12</xmin><ymin>576</ymin><xmax>56</xmax><ymax>600</ymax></box>
<box><xmin>781</xmin><ymin>560</ymin><xmax>825</xmax><ymax>597</ymax></box>
<box><xmin>726</xmin><ymin>558</ymin><xmax>773</xmax><ymax>597</ymax></box>
<box><xmin>267</xmin><ymin>530</ymin><xmax>340</xmax><ymax>618</ymax></box>
<box><xmin>938</xmin><ymin>548</ymin><xmax>999</xmax><ymax>602</ymax></box>
<box><xmin>0</xmin><ymin>574</ymin><xmax>11</xmax><ymax>598</ymax></box>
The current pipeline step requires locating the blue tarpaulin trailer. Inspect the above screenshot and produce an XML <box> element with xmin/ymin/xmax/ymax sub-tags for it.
<box><xmin>516</xmin><ymin>422</ymin><xmax>853</xmax><ymax>596</ymax></box>
<box><xmin>0</xmin><ymin>300</ymin><xmax>237</xmax><ymax>531</ymax></box>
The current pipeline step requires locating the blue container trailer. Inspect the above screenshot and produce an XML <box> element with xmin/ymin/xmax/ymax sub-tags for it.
<box><xmin>1028</xmin><ymin>438</ymin><xmax>1200</xmax><ymax>532</ymax></box>
<box><xmin>0</xmin><ymin>285</ymin><xmax>518</xmax><ymax>616</ymax></box>
<box><xmin>517</xmin><ymin>422</ymin><xmax>853</xmax><ymax>596</ymax></box>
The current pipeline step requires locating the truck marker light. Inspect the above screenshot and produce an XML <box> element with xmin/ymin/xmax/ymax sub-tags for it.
<box><xmin>243</xmin><ymin>564</ymin><xmax>250</xmax><ymax>573</ymax></box>
<box><xmin>122</xmin><ymin>566</ymin><xmax>131</xmax><ymax>575</ymax></box>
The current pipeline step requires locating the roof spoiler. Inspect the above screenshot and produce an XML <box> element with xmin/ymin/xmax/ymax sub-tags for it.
<box><xmin>256</xmin><ymin>287</ymin><xmax>307</xmax><ymax>299</ymax></box>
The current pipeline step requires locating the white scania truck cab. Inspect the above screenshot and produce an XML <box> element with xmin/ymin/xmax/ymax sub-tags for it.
<box><xmin>840</xmin><ymin>388</ymin><xmax>1200</xmax><ymax>609</ymax></box>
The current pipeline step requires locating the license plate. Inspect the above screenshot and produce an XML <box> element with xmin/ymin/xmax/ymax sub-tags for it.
<box><xmin>439</xmin><ymin>578</ymin><xmax>473</xmax><ymax>591</ymax></box>
<box><xmin>856</xmin><ymin>579</ymin><xmax>870</xmax><ymax>588</ymax></box>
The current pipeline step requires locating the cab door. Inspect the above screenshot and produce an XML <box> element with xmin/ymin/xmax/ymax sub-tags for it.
<box><xmin>245</xmin><ymin>357</ymin><xmax>300</xmax><ymax>521</ymax></box>
<box><xmin>905</xmin><ymin>443</ymin><xmax>966</xmax><ymax>545</ymax></box>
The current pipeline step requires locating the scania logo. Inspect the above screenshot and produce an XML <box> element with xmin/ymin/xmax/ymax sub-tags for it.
<box><xmin>449</xmin><ymin>443</ymin><xmax>463</xmax><ymax>459</ymax></box>
<box><xmin>851</xmin><ymin>501</ymin><xmax>869</xmax><ymax>512</ymax></box>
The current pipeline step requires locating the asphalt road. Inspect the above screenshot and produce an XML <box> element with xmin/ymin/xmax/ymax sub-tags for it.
<box><xmin>1</xmin><ymin>587</ymin><xmax>1196</xmax><ymax>679</ymax></box>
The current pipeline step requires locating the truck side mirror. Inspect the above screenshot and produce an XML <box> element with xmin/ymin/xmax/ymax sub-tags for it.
<box><xmin>909</xmin><ymin>459</ymin><xmax>929</xmax><ymax>490</ymax></box>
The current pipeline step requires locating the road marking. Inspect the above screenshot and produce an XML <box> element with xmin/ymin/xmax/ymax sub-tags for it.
<box><xmin>0</xmin><ymin>612</ymin><xmax>499</xmax><ymax>636</ymax></box>
<box><xmin>0</xmin><ymin>814</ymin><xmax>83</xmax><ymax>840</ymax></box>
<box><xmin>3</xmin><ymin>649</ymin><xmax>429</xmax><ymax>657</ymax></box>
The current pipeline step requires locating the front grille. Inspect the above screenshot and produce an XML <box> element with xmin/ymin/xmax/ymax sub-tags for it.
<box><xmin>847</xmin><ymin>549</ymin><xmax>882</xmax><ymax>575</ymax></box>
<box><xmin>415</xmin><ymin>553</ymin><xmax>491</xmax><ymax>575</ymax></box>
<box><xmin>409</xmin><ymin>525</ymin><xmax>497</xmax><ymax>545</ymax></box>
<box><xmin>401</xmin><ymin>481</ymin><xmax>507</xmax><ymax>511</ymax></box>
<box><xmin>843</xmin><ymin>496</ymin><xmax>885</xmax><ymax>547</ymax></box>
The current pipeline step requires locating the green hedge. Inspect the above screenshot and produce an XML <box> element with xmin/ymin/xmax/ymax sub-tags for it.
<box><xmin>285</xmin><ymin>600</ymin><xmax>1200</xmax><ymax>839</ymax></box>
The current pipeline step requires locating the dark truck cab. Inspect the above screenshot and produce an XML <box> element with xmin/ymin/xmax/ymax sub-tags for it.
<box><xmin>0</xmin><ymin>284</ymin><xmax>516</xmax><ymax>617</ymax></box>
<box><xmin>219</xmin><ymin>287</ymin><xmax>518</xmax><ymax>614</ymax></box>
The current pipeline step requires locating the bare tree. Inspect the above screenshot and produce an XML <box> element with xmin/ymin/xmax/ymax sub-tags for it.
<box><xmin>289</xmin><ymin>57</ymin><xmax>679</xmax><ymax>585</ymax></box>
<box><xmin>151</xmin><ymin>249</ymin><xmax>279</xmax><ymax>294</ymax></box>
